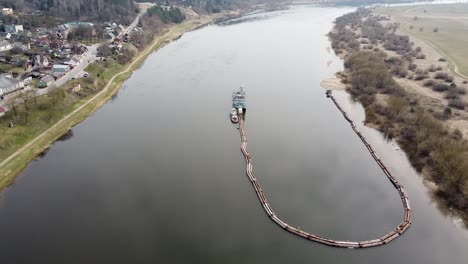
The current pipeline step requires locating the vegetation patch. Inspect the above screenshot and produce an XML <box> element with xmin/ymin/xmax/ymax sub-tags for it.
<box><xmin>330</xmin><ymin>8</ymin><xmax>468</xmax><ymax>224</ymax></box>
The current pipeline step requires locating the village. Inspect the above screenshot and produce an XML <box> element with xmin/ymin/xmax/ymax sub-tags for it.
<box><xmin>0</xmin><ymin>6</ymin><xmax>140</xmax><ymax>116</ymax></box>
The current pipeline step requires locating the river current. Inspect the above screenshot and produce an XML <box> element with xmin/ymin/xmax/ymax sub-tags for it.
<box><xmin>0</xmin><ymin>5</ymin><xmax>466</xmax><ymax>264</ymax></box>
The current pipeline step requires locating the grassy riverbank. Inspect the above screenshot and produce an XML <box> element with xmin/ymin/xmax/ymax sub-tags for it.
<box><xmin>0</xmin><ymin>17</ymin><xmax>214</xmax><ymax>191</ymax></box>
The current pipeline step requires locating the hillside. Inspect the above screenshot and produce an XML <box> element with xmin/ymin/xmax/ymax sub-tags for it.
<box><xmin>0</xmin><ymin>0</ymin><xmax>137</xmax><ymax>24</ymax></box>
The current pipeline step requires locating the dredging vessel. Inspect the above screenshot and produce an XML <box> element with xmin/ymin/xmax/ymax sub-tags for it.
<box><xmin>230</xmin><ymin>86</ymin><xmax>246</xmax><ymax>123</ymax></box>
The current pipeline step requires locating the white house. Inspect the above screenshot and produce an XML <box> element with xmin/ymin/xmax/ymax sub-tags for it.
<box><xmin>52</xmin><ymin>64</ymin><xmax>70</xmax><ymax>73</ymax></box>
<box><xmin>0</xmin><ymin>40</ymin><xmax>13</xmax><ymax>52</ymax></box>
<box><xmin>0</xmin><ymin>73</ymin><xmax>25</xmax><ymax>100</ymax></box>
<box><xmin>1</xmin><ymin>8</ymin><xmax>13</xmax><ymax>16</ymax></box>
<box><xmin>4</xmin><ymin>25</ymin><xmax>24</xmax><ymax>34</ymax></box>
<box><xmin>65</xmin><ymin>55</ymin><xmax>83</xmax><ymax>66</ymax></box>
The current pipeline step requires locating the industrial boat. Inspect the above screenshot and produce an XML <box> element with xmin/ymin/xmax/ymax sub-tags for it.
<box><xmin>230</xmin><ymin>86</ymin><xmax>246</xmax><ymax>123</ymax></box>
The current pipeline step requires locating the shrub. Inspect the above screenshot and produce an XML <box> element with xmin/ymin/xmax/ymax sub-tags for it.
<box><xmin>444</xmin><ymin>107</ymin><xmax>452</xmax><ymax>116</ymax></box>
<box><xmin>458</xmin><ymin>87</ymin><xmax>466</xmax><ymax>95</ymax></box>
<box><xmin>414</xmin><ymin>74</ymin><xmax>428</xmax><ymax>80</ymax></box>
<box><xmin>416</xmin><ymin>53</ymin><xmax>426</xmax><ymax>59</ymax></box>
<box><xmin>408</xmin><ymin>63</ymin><xmax>417</xmax><ymax>71</ymax></box>
<box><xmin>439</xmin><ymin>57</ymin><xmax>447</xmax><ymax>62</ymax></box>
<box><xmin>433</xmin><ymin>27</ymin><xmax>439</xmax><ymax>33</ymax></box>
<box><xmin>445</xmin><ymin>76</ymin><xmax>454</xmax><ymax>83</ymax></box>
<box><xmin>448</xmin><ymin>99</ymin><xmax>466</xmax><ymax>110</ymax></box>
<box><xmin>432</xmin><ymin>83</ymin><xmax>449</xmax><ymax>92</ymax></box>
<box><xmin>423</xmin><ymin>80</ymin><xmax>435</xmax><ymax>87</ymax></box>
<box><xmin>445</xmin><ymin>87</ymin><xmax>460</xmax><ymax>100</ymax></box>
<box><xmin>434</xmin><ymin>72</ymin><xmax>449</xmax><ymax>80</ymax></box>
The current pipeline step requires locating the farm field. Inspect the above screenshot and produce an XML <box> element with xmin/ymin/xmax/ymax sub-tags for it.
<box><xmin>376</xmin><ymin>3</ymin><xmax>468</xmax><ymax>77</ymax></box>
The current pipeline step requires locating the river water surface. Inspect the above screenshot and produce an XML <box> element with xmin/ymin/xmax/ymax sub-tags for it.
<box><xmin>0</xmin><ymin>6</ymin><xmax>467</xmax><ymax>264</ymax></box>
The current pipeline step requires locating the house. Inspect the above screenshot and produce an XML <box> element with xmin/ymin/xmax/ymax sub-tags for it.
<box><xmin>39</xmin><ymin>75</ymin><xmax>55</xmax><ymax>88</ymax></box>
<box><xmin>4</xmin><ymin>25</ymin><xmax>24</xmax><ymax>34</ymax></box>
<box><xmin>9</xmin><ymin>57</ymin><xmax>20</xmax><ymax>65</ymax></box>
<box><xmin>106</xmin><ymin>32</ymin><xmax>116</xmax><ymax>40</ymax></box>
<box><xmin>0</xmin><ymin>40</ymin><xmax>13</xmax><ymax>51</ymax></box>
<box><xmin>0</xmin><ymin>73</ymin><xmax>25</xmax><ymax>100</ymax></box>
<box><xmin>1</xmin><ymin>8</ymin><xmax>13</xmax><ymax>16</ymax></box>
<box><xmin>29</xmin><ymin>72</ymin><xmax>42</xmax><ymax>79</ymax></box>
<box><xmin>52</xmin><ymin>64</ymin><xmax>70</xmax><ymax>74</ymax></box>
<box><xmin>65</xmin><ymin>55</ymin><xmax>82</xmax><ymax>66</ymax></box>
<box><xmin>35</xmin><ymin>37</ymin><xmax>50</xmax><ymax>47</ymax></box>
<box><xmin>0</xmin><ymin>32</ymin><xmax>11</xmax><ymax>40</ymax></box>
<box><xmin>22</xmin><ymin>76</ymin><xmax>33</xmax><ymax>85</ymax></box>
<box><xmin>64</xmin><ymin>22</ymin><xmax>94</xmax><ymax>29</ymax></box>
<box><xmin>32</xmin><ymin>54</ymin><xmax>51</xmax><ymax>68</ymax></box>
<box><xmin>13</xmin><ymin>42</ymin><xmax>31</xmax><ymax>51</ymax></box>
<box><xmin>35</xmin><ymin>28</ymin><xmax>50</xmax><ymax>39</ymax></box>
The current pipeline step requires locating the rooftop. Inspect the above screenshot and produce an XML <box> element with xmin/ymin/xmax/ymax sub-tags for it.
<box><xmin>0</xmin><ymin>74</ymin><xmax>22</xmax><ymax>89</ymax></box>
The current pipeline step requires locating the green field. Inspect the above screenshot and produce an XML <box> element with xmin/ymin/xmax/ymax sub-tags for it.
<box><xmin>376</xmin><ymin>3</ymin><xmax>468</xmax><ymax>77</ymax></box>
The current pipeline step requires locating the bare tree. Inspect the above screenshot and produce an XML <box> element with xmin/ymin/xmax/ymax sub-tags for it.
<box><xmin>19</xmin><ymin>90</ymin><xmax>36</xmax><ymax>113</ymax></box>
<box><xmin>5</xmin><ymin>96</ymin><xmax>19</xmax><ymax>120</ymax></box>
<box><xmin>47</xmin><ymin>88</ymin><xmax>65</xmax><ymax>121</ymax></box>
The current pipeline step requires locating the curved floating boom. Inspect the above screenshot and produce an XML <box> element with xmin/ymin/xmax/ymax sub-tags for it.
<box><xmin>236</xmin><ymin>91</ymin><xmax>412</xmax><ymax>248</ymax></box>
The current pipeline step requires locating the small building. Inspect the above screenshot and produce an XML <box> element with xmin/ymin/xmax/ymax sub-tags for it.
<box><xmin>0</xmin><ymin>40</ymin><xmax>13</xmax><ymax>51</ymax></box>
<box><xmin>22</xmin><ymin>76</ymin><xmax>33</xmax><ymax>85</ymax></box>
<box><xmin>14</xmin><ymin>42</ymin><xmax>31</xmax><ymax>51</ymax></box>
<box><xmin>65</xmin><ymin>55</ymin><xmax>82</xmax><ymax>66</ymax></box>
<box><xmin>0</xmin><ymin>73</ymin><xmax>25</xmax><ymax>100</ymax></box>
<box><xmin>4</xmin><ymin>25</ymin><xmax>24</xmax><ymax>34</ymax></box>
<box><xmin>71</xmin><ymin>84</ymin><xmax>81</xmax><ymax>93</ymax></box>
<box><xmin>0</xmin><ymin>32</ymin><xmax>11</xmax><ymax>40</ymax></box>
<box><xmin>52</xmin><ymin>64</ymin><xmax>70</xmax><ymax>73</ymax></box>
<box><xmin>29</xmin><ymin>72</ymin><xmax>42</xmax><ymax>79</ymax></box>
<box><xmin>1</xmin><ymin>8</ymin><xmax>13</xmax><ymax>16</ymax></box>
<box><xmin>64</xmin><ymin>22</ymin><xmax>94</xmax><ymax>29</ymax></box>
<box><xmin>39</xmin><ymin>75</ymin><xmax>55</xmax><ymax>88</ymax></box>
<box><xmin>107</xmin><ymin>32</ymin><xmax>116</xmax><ymax>40</ymax></box>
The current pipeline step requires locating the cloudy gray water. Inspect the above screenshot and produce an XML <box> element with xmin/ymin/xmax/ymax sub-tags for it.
<box><xmin>0</xmin><ymin>6</ymin><xmax>467</xmax><ymax>264</ymax></box>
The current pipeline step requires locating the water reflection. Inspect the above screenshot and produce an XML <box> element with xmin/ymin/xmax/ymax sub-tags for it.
<box><xmin>56</xmin><ymin>129</ymin><xmax>74</xmax><ymax>142</ymax></box>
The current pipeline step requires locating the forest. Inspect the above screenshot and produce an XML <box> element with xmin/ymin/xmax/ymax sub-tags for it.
<box><xmin>0</xmin><ymin>0</ymin><xmax>136</xmax><ymax>23</ymax></box>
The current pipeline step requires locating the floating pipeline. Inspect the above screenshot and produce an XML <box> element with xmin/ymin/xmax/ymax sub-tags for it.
<box><xmin>235</xmin><ymin>91</ymin><xmax>412</xmax><ymax>249</ymax></box>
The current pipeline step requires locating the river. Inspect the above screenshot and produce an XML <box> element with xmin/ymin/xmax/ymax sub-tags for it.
<box><xmin>0</xmin><ymin>5</ymin><xmax>467</xmax><ymax>264</ymax></box>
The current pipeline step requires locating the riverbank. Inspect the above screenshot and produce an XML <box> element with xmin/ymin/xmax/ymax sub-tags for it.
<box><xmin>328</xmin><ymin>8</ymin><xmax>468</xmax><ymax>225</ymax></box>
<box><xmin>0</xmin><ymin>14</ymin><xmax>227</xmax><ymax>192</ymax></box>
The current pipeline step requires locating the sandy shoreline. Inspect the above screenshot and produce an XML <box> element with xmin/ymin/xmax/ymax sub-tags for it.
<box><xmin>320</xmin><ymin>78</ymin><xmax>346</xmax><ymax>91</ymax></box>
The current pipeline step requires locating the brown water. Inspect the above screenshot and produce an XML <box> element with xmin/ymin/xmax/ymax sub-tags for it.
<box><xmin>0</xmin><ymin>6</ymin><xmax>466</xmax><ymax>264</ymax></box>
